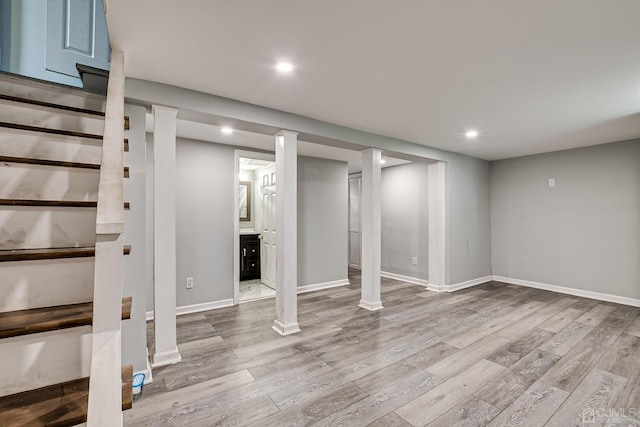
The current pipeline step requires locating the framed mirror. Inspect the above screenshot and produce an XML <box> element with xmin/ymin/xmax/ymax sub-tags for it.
<box><xmin>239</xmin><ymin>181</ymin><xmax>251</xmax><ymax>221</ymax></box>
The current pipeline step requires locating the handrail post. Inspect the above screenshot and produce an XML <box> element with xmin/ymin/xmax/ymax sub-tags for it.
<box><xmin>87</xmin><ymin>50</ymin><xmax>126</xmax><ymax>427</ymax></box>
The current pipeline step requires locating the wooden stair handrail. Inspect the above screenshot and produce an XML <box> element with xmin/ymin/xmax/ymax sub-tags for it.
<box><xmin>87</xmin><ymin>50</ymin><xmax>127</xmax><ymax>425</ymax></box>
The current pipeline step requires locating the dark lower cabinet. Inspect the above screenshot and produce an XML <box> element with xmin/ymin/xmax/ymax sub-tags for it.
<box><xmin>240</xmin><ymin>234</ymin><xmax>261</xmax><ymax>280</ymax></box>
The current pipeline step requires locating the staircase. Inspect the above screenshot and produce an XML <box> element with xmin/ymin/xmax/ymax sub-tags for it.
<box><xmin>0</xmin><ymin>52</ymin><xmax>130</xmax><ymax>426</ymax></box>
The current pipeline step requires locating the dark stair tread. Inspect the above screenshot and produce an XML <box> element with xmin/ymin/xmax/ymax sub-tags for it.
<box><xmin>0</xmin><ymin>297</ymin><xmax>132</xmax><ymax>339</ymax></box>
<box><xmin>0</xmin><ymin>245</ymin><xmax>131</xmax><ymax>262</ymax></box>
<box><xmin>0</xmin><ymin>155</ymin><xmax>130</xmax><ymax>177</ymax></box>
<box><xmin>0</xmin><ymin>122</ymin><xmax>130</xmax><ymax>151</ymax></box>
<box><xmin>0</xmin><ymin>365</ymin><xmax>134</xmax><ymax>426</ymax></box>
<box><xmin>0</xmin><ymin>121</ymin><xmax>103</xmax><ymax>140</ymax></box>
<box><xmin>0</xmin><ymin>199</ymin><xmax>130</xmax><ymax>209</ymax></box>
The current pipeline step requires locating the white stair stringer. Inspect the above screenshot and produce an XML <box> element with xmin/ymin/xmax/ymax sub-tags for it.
<box><xmin>0</xmin><ymin>327</ymin><xmax>92</xmax><ymax>398</ymax></box>
<box><xmin>0</xmin><ymin>258</ymin><xmax>94</xmax><ymax>313</ymax></box>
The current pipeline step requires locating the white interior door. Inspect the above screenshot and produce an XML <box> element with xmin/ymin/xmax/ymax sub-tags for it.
<box><xmin>258</xmin><ymin>165</ymin><xmax>277</xmax><ymax>287</ymax></box>
<box><xmin>349</xmin><ymin>177</ymin><xmax>362</xmax><ymax>269</ymax></box>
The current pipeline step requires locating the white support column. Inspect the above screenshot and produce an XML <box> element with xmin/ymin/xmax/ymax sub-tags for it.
<box><xmin>151</xmin><ymin>105</ymin><xmax>181</xmax><ymax>366</ymax></box>
<box><xmin>273</xmin><ymin>130</ymin><xmax>301</xmax><ymax>336</ymax></box>
<box><xmin>360</xmin><ymin>149</ymin><xmax>383</xmax><ymax>311</ymax></box>
<box><xmin>428</xmin><ymin>161</ymin><xmax>447</xmax><ymax>290</ymax></box>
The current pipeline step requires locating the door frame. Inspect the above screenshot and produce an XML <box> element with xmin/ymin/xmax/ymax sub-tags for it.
<box><xmin>233</xmin><ymin>150</ymin><xmax>276</xmax><ymax>305</ymax></box>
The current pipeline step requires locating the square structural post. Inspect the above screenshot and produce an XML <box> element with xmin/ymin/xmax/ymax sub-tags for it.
<box><xmin>360</xmin><ymin>149</ymin><xmax>383</xmax><ymax>311</ymax></box>
<box><xmin>151</xmin><ymin>105</ymin><xmax>181</xmax><ymax>366</ymax></box>
<box><xmin>273</xmin><ymin>130</ymin><xmax>301</xmax><ymax>336</ymax></box>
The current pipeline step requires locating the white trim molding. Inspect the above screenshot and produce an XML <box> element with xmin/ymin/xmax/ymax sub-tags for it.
<box><xmin>297</xmin><ymin>279</ymin><xmax>349</xmax><ymax>294</ymax></box>
<box><xmin>492</xmin><ymin>276</ymin><xmax>640</xmax><ymax>308</ymax></box>
<box><xmin>380</xmin><ymin>271</ymin><xmax>440</xmax><ymax>292</ymax></box>
<box><xmin>446</xmin><ymin>276</ymin><xmax>493</xmax><ymax>292</ymax></box>
<box><xmin>146</xmin><ymin>298</ymin><xmax>235</xmax><ymax>321</ymax></box>
<box><xmin>134</xmin><ymin>348</ymin><xmax>154</xmax><ymax>385</ymax></box>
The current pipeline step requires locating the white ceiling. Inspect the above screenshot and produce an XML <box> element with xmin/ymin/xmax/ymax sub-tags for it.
<box><xmin>108</xmin><ymin>1</ymin><xmax>640</xmax><ymax>160</ymax></box>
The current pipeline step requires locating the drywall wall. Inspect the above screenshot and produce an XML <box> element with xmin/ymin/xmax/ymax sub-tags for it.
<box><xmin>298</xmin><ymin>156</ymin><xmax>349</xmax><ymax>287</ymax></box>
<box><xmin>447</xmin><ymin>154</ymin><xmax>492</xmax><ymax>285</ymax></box>
<box><xmin>122</xmin><ymin>104</ymin><xmax>148</xmax><ymax>373</ymax></box>
<box><xmin>491</xmin><ymin>139</ymin><xmax>640</xmax><ymax>300</ymax></box>
<box><xmin>381</xmin><ymin>163</ymin><xmax>429</xmax><ymax>280</ymax></box>
<box><xmin>175</xmin><ymin>138</ymin><xmax>236</xmax><ymax>306</ymax></box>
<box><xmin>144</xmin><ymin>137</ymin><xmax>350</xmax><ymax>309</ymax></box>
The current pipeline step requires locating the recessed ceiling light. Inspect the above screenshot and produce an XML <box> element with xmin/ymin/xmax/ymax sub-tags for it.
<box><xmin>465</xmin><ymin>129</ymin><xmax>479</xmax><ymax>139</ymax></box>
<box><xmin>221</xmin><ymin>127</ymin><xmax>233</xmax><ymax>134</ymax></box>
<box><xmin>275</xmin><ymin>62</ymin><xmax>294</xmax><ymax>72</ymax></box>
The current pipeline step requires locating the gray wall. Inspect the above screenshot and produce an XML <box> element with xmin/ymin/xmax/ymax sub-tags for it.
<box><xmin>175</xmin><ymin>138</ymin><xmax>235</xmax><ymax>306</ymax></box>
<box><xmin>381</xmin><ymin>163</ymin><xmax>429</xmax><ymax>280</ymax></box>
<box><xmin>144</xmin><ymin>138</ymin><xmax>350</xmax><ymax>309</ymax></box>
<box><xmin>447</xmin><ymin>154</ymin><xmax>492</xmax><ymax>284</ymax></box>
<box><xmin>122</xmin><ymin>105</ymin><xmax>148</xmax><ymax>373</ymax></box>
<box><xmin>490</xmin><ymin>139</ymin><xmax>640</xmax><ymax>299</ymax></box>
<box><xmin>298</xmin><ymin>156</ymin><xmax>349</xmax><ymax>287</ymax></box>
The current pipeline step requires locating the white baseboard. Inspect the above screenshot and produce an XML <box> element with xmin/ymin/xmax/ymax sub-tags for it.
<box><xmin>446</xmin><ymin>275</ymin><xmax>493</xmax><ymax>292</ymax></box>
<box><xmin>492</xmin><ymin>275</ymin><xmax>640</xmax><ymax>308</ymax></box>
<box><xmin>380</xmin><ymin>271</ymin><xmax>440</xmax><ymax>291</ymax></box>
<box><xmin>146</xmin><ymin>298</ymin><xmax>235</xmax><ymax>321</ymax></box>
<box><xmin>297</xmin><ymin>279</ymin><xmax>350</xmax><ymax>294</ymax></box>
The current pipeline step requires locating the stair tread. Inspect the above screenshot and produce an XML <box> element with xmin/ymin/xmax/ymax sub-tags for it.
<box><xmin>0</xmin><ymin>297</ymin><xmax>132</xmax><ymax>339</ymax></box>
<box><xmin>0</xmin><ymin>121</ymin><xmax>103</xmax><ymax>140</ymax></box>
<box><xmin>0</xmin><ymin>245</ymin><xmax>131</xmax><ymax>262</ymax></box>
<box><xmin>0</xmin><ymin>365</ymin><xmax>134</xmax><ymax>427</ymax></box>
<box><xmin>0</xmin><ymin>93</ymin><xmax>105</xmax><ymax>117</ymax></box>
<box><xmin>0</xmin><ymin>155</ymin><xmax>130</xmax><ymax>176</ymax></box>
<box><xmin>0</xmin><ymin>199</ymin><xmax>130</xmax><ymax>209</ymax></box>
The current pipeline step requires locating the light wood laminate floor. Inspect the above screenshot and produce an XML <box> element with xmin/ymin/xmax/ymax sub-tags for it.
<box><xmin>128</xmin><ymin>270</ymin><xmax>640</xmax><ymax>426</ymax></box>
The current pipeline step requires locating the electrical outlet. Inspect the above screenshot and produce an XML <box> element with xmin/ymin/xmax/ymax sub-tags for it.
<box><xmin>548</xmin><ymin>178</ymin><xmax>555</xmax><ymax>187</ymax></box>
<box><xmin>412</xmin><ymin>257</ymin><xmax>418</xmax><ymax>265</ymax></box>
<box><xmin>186</xmin><ymin>277</ymin><xmax>194</xmax><ymax>289</ymax></box>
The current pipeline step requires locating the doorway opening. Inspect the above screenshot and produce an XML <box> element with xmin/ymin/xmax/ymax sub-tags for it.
<box><xmin>235</xmin><ymin>153</ymin><xmax>276</xmax><ymax>303</ymax></box>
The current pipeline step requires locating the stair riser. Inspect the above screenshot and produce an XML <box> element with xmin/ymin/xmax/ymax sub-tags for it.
<box><xmin>0</xmin><ymin>165</ymin><xmax>98</xmax><ymax>200</ymax></box>
<box><xmin>0</xmin><ymin>77</ymin><xmax>106</xmax><ymax>112</ymax></box>
<box><xmin>0</xmin><ymin>103</ymin><xmax>106</xmax><ymax>136</ymax></box>
<box><xmin>0</xmin><ymin>258</ymin><xmax>94</xmax><ymax>312</ymax></box>
<box><xmin>0</xmin><ymin>209</ymin><xmax>97</xmax><ymax>250</ymax></box>
<box><xmin>0</xmin><ymin>327</ymin><xmax>92</xmax><ymax>398</ymax></box>
<box><xmin>0</xmin><ymin>129</ymin><xmax>103</xmax><ymax>164</ymax></box>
